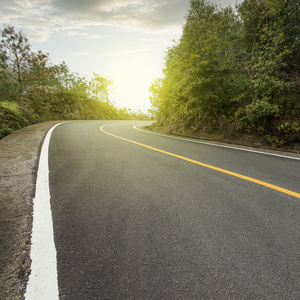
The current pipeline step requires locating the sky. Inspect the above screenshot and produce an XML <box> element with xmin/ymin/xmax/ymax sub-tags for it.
<box><xmin>0</xmin><ymin>0</ymin><xmax>240</xmax><ymax>112</ymax></box>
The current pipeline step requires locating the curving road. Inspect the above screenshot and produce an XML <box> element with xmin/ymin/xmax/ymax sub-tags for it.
<box><xmin>48</xmin><ymin>120</ymin><xmax>300</xmax><ymax>299</ymax></box>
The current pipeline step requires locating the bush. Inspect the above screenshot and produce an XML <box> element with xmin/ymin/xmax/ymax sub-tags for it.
<box><xmin>243</xmin><ymin>99</ymin><xmax>280</xmax><ymax>128</ymax></box>
<box><xmin>0</xmin><ymin>101</ymin><xmax>28</xmax><ymax>139</ymax></box>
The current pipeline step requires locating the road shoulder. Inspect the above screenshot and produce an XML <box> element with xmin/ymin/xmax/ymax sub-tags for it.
<box><xmin>142</xmin><ymin>125</ymin><xmax>300</xmax><ymax>159</ymax></box>
<box><xmin>0</xmin><ymin>121</ymin><xmax>61</xmax><ymax>300</ymax></box>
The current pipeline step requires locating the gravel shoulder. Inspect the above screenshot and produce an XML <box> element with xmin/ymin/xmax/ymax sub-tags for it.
<box><xmin>0</xmin><ymin>121</ymin><xmax>61</xmax><ymax>300</ymax></box>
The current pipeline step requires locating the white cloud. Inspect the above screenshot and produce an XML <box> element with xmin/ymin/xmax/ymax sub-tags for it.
<box><xmin>64</xmin><ymin>31</ymin><xmax>105</xmax><ymax>40</ymax></box>
<box><xmin>0</xmin><ymin>0</ymin><xmax>189</xmax><ymax>35</ymax></box>
<box><xmin>87</xmin><ymin>34</ymin><xmax>104</xmax><ymax>40</ymax></box>
<box><xmin>0</xmin><ymin>0</ymin><xmax>240</xmax><ymax>42</ymax></box>
<box><xmin>27</xmin><ymin>30</ymin><xmax>52</xmax><ymax>42</ymax></box>
<box><xmin>103</xmin><ymin>45</ymin><xmax>150</xmax><ymax>57</ymax></box>
<box><xmin>64</xmin><ymin>30</ymin><xmax>89</xmax><ymax>36</ymax></box>
<box><xmin>70</xmin><ymin>51</ymin><xmax>92</xmax><ymax>56</ymax></box>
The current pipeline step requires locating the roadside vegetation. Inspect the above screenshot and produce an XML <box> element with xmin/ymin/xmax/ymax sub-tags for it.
<box><xmin>0</xmin><ymin>25</ymin><xmax>151</xmax><ymax>139</ymax></box>
<box><xmin>149</xmin><ymin>0</ymin><xmax>299</xmax><ymax>148</ymax></box>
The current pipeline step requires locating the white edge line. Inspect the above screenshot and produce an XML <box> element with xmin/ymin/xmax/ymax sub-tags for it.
<box><xmin>133</xmin><ymin>125</ymin><xmax>300</xmax><ymax>161</ymax></box>
<box><xmin>25</xmin><ymin>122</ymin><xmax>65</xmax><ymax>300</ymax></box>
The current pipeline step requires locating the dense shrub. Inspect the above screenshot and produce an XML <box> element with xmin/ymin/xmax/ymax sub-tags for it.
<box><xmin>0</xmin><ymin>101</ymin><xmax>28</xmax><ymax>139</ymax></box>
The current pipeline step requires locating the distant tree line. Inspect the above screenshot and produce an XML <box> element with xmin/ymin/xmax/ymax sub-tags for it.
<box><xmin>0</xmin><ymin>25</ymin><xmax>142</xmax><ymax>139</ymax></box>
<box><xmin>149</xmin><ymin>0</ymin><xmax>299</xmax><ymax>147</ymax></box>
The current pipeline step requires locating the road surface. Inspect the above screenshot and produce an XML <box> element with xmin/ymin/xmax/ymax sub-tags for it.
<box><xmin>48</xmin><ymin>121</ymin><xmax>300</xmax><ymax>299</ymax></box>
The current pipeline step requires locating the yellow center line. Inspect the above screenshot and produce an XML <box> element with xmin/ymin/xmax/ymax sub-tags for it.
<box><xmin>100</xmin><ymin>124</ymin><xmax>300</xmax><ymax>199</ymax></box>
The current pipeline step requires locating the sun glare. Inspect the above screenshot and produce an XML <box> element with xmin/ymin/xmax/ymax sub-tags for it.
<box><xmin>108</xmin><ymin>57</ymin><xmax>157</xmax><ymax>110</ymax></box>
<box><xmin>112</xmin><ymin>60</ymin><xmax>146</xmax><ymax>90</ymax></box>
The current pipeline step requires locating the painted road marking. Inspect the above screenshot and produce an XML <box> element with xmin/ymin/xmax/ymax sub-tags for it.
<box><xmin>133</xmin><ymin>125</ymin><xmax>300</xmax><ymax>161</ymax></box>
<box><xmin>101</xmin><ymin>124</ymin><xmax>300</xmax><ymax>199</ymax></box>
<box><xmin>25</xmin><ymin>123</ymin><xmax>61</xmax><ymax>300</ymax></box>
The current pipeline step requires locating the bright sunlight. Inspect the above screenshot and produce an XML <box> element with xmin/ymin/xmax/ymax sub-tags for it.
<box><xmin>108</xmin><ymin>55</ymin><xmax>160</xmax><ymax>111</ymax></box>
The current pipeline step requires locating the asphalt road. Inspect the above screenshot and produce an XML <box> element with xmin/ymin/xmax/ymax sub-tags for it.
<box><xmin>49</xmin><ymin>121</ymin><xmax>300</xmax><ymax>300</ymax></box>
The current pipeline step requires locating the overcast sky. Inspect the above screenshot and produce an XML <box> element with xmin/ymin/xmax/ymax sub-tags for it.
<box><xmin>0</xmin><ymin>0</ymin><xmax>240</xmax><ymax>112</ymax></box>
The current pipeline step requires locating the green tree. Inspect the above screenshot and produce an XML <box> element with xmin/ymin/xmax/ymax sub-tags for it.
<box><xmin>47</xmin><ymin>61</ymin><xmax>72</xmax><ymax>92</ymax></box>
<box><xmin>151</xmin><ymin>0</ymin><xmax>299</xmax><ymax>146</ymax></box>
<box><xmin>151</xmin><ymin>0</ymin><xmax>247</xmax><ymax>132</ymax></box>
<box><xmin>0</xmin><ymin>26</ymin><xmax>32</xmax><ymax>107</ymax></box>
<box><xmin>0</xmin><ymin>51</ymin><xmax>17</xmax><ymax>100</ymax></box>
<box><xmin>149</xmin><ymin>78</ymin><xmax>163</xmax><ymax>109</ymax></box>
<box><xmin>27</xmin><ymin>50</ymin><xmax>49</xmax><ymax>90</ymax></box>
<box><xmin>239</xmin><ymin>0</ymin><xmax>300</xmax><ymax>141</ymax></box>
<box><xmin>0</xmin><ymin>25</ymin><xmax>124</xmax><ymax>139</ymax></box>
<box><xmin>89</xmin><ymin>73</ymin><xmax>113</xmax><ymax>102</ymax></box>
<box><xmin>182</xmin><ymin>1</ymin><xmax>245</xmax><ymax>126</ymax></box>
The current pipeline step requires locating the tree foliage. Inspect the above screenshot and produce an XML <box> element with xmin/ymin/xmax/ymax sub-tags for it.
<box><xmin>150</xmin><ymin>0</ymin><xmax>300</xmax><ymax>146</ymax></box>
<box><xmin>0</xmin><ymin>25</ymin><xmax>135</xmax><ymax>138</ymax></box>
<box><xmin>89</xmin><ymin>73</ymin><xmax>113</xmax><ymax>102</ymax></box>
<box><xmin>0</xmin><ymin>25</ymin><xmax>32</xmax><ymax>107</ymax></box>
